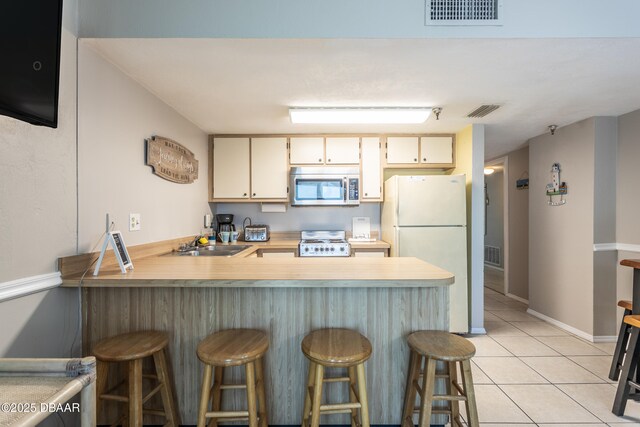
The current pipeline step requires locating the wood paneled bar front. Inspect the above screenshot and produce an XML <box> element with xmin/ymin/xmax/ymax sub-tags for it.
<box><xmin>61</xmin><ymin>256</ymin><xmax>453</xmax><ymax>425</ymax></box>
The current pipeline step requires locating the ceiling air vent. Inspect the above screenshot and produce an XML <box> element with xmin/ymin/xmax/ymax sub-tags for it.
<box><xmin>467</xmin><ymin>104</ymin><xmax>500</xmax><ymax>118</ymax></box>
<box><xmin>426</xmin><ymin>0</ymin><xmax>503</xmax><ymax>26</ymax></box>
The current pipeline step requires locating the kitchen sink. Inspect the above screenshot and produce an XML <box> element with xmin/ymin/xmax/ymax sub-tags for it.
<box><xmin>169</xmin><ymin>245</ymin><xmax>252</xmax><ymax>257</ymax></box>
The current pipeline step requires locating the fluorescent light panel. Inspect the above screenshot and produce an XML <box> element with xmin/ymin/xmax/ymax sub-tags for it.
<box><xmin>289</xmin><ymin>107</ymin><xmax>431</xmax><ymax>124</ymax></box>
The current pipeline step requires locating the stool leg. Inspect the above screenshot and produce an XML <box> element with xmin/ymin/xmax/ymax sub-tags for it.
<box><xmin>355</xmin><ymin>363</ymin><xmax>370</xmax><ymax>427</ymax></box>
<box><xmin>198</xmin><ymin>364</ymin><xmax>213</xmax><ymax>427</ymax></box>
<box><xmin>301</xmin><ymin>361</ymin><xmax>316</xmax><ymax>427</ymax></box>
<box><xmin>348</xmin><ymin>366</ymin><xmax>360</xmax><ymax>427</ymax></box>
<box><xmin>310</xmin><ymin>363</ymin><xmax>325</xmax><ymax>427</ymax></box>
<box><xmin>208</xmin><ymin>367</ymin><xmax>224</xmax><ymax>427</ymax></box>
<box><xmin>614</xmin><ymin>326</ymin><xmax>640</xmax><ymax>415</ymax></box>
<box><xmin>128</xmin><ymin>358</ymin><xmax>143</xmax><ymax>427</ymax></box>
<box><xmin>417</xmin><ymin>357</ymin><xmax>436</xmax><ymax>427</ymax></box>
<box><xmin>401</xmin><ymin>350</ymin><xmax>421</xmax><ymax>427</ymax></box>
<box><xmin>610</xmin><ymin>308</ymin><xmax>633</xmax><ymax>381</ymax></box>
<box><xmin>448</xmin><ymin>362</ymin><xmax>461</xmax><ymax>427</ymax></box>
<box><xmin>154</xmin><ymin>349</ymin><xmax>180</xmax><ymax>426</ymax></box>
<box><xmin>246</xmin><ymin>361</ymin><xmax>259</xmax><ymax>427</ymax></box>
<box><xmin>95</xmin><ymin>360</ymin><xmax>109</xmax><ymax>421</ymax></box>
<box><xmin>460</xmin><ymin>360</ymin><xmax>479</xmax><ymax>427</ymax></box>
<box><xmin>255</xmin><ymin>357</ymin><xmax>268</xmax><ymax>427</ymax></box>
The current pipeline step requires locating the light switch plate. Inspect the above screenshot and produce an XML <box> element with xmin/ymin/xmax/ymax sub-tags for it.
<box><xmin>129</xmin><ymin>213</ymin><xmax>141</xmax><ymax>231</ymax></box>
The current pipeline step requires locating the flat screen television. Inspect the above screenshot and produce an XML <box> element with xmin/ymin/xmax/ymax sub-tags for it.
<box><xmin>0</xmin><ymin>1</ymin><xmax>64</xmax><ymax>128</ymax></box>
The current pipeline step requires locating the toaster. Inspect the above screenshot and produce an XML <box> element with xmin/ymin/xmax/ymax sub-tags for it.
<box><xmin>243</xmin><ymin>224</ymin><xmax>270</xmax><ymax>242</ymax></box>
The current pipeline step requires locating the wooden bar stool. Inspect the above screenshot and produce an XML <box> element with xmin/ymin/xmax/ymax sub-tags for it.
<box><xmin>613</xmin><ymin>314</ymin><xmax>640</xmax><ymax>415</ymax></box>
<box><xmin>610</xmin><ymin>300</ymin><xmax>633</xmax><ymax>381</ymax></box>
<box><xmin>197</xmin><ymin>329</ymin><xmax>269</xmax><ymax>427</ymax></box>
<box><xmin>300</xmin><ymin>328</ymin><xmax>372</xmax><ymax>427</ymax></box>
<box><xmin>402</xmin><ymin>331</ymin><xmax>478</xmax><ymax>427</ymax></box>
<box><xmin>93</xmin><ymin>330</ymin><xmax>179</xmax><ymax>427</ymax></box>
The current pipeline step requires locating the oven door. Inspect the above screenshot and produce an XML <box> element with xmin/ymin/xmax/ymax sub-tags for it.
<box><xmin>291</xmin><ymin>176</ymin><xmax>347</xmax><ymax>206</ymax></box>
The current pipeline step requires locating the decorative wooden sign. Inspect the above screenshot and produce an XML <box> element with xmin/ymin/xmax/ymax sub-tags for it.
<box><xmin>146</xmin><ymin>136</ymin><xmax>199</xmax><ymax>184</ymax></box>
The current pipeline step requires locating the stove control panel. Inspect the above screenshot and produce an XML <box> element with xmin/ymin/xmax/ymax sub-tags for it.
<box><xmin>299</xmin><ymin>242</ymin><xmax>351</xmax><ymax>257</ymax></box>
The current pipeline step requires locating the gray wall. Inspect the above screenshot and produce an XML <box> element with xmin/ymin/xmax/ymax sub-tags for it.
<box><xmin>506</xmin><ymin>146</ymin><xmax>529</xmax><ymax>301</ymax></box>
<box><xmin>77</xmin><ymin>42</ymin><xmax>210</xmax><ymax>251</ymax></box>
<box><xmin>77</xmin><ymin>0</ymin><xmax>640</xmax><ymax>38</ymax></box>
<box><xmin>485</xmin><ymin>170</ymin><xmax>504</xmax><ymax>268</ymax></box>
<box><xmin>0</xmin><ymin>0</ymin><xmax>80</xmax><ymax>373</ymax></box>
<box><xmin>616</xmin><ymin>109</ymin><xmax>640</xmax><ymax>323</ymax></box>
<box><xmin>529</xmin><ymin>118</ymin><xmax>596</xmax><ymax>335</ymax></box>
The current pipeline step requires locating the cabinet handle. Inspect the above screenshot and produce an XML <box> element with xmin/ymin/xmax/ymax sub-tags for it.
<box><xmin>252</xmin><ymin>193</ymin><xmax>256</xmax><ymax>196</ymax></box>
<box><xmin>243</xmin><ymin>193</ymin><xmax>247</xmax><ymax>197</ymax></box>
<box><xmin>318</xmin><ymin>158</ymin><xmax>322</xmax><ymax>162</ymax></box>
<box><xmin>365</xmin><ymin>193</ymin><xmax>368</xmax><ymax>196</ymax></box>
<box><xmin>414</xmin><ymin>158</ymin><xmax>417</xmax><ymax>162</ymax></box>
<box><xmin>328</xmin><ymin>158</ymin><xmax>331</xmax><ymax>162</ymax></box>
<box><xmin>423</xmin><ymin>158</ymin><xmax>427</xmax><ymax>161</ymax></box>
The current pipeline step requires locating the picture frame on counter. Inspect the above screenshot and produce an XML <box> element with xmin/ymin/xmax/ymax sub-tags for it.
<box><xmin>93</xmin><ymin>231</ymin><xmax>133</xmax><ymax>276</ymax></box>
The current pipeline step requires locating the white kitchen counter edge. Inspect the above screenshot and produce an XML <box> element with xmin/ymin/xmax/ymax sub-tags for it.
<box><xmin>0</xmin><ymin>272</ymin><xmax>62</xmax><ymax>303</ymax></box>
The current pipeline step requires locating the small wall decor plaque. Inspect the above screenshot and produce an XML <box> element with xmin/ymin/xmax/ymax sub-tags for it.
<box><xmin>146</xmin><ymin>135</ymin><xmax>199</xmax><ymax>184</ymax></box>
<box><xmin>545</xmin><ymin>163</ymin><xmax>568</xmax><ymax>206</ymax></box>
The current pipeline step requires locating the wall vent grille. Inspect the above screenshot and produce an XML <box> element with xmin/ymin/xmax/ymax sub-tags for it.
<box><xmin>484</xmin><ymin>245</ymin><xmax>501</xmax><ymax>267</ymax></box>
<box><xmin>426</xmin><ymin>0</ymin><xmax>503</xmax><ymax>26</ymax></box>
<box><xmin>467</xmin><ymin>104</ymin><xmax>500</xmax><ymax>118</ymax></box>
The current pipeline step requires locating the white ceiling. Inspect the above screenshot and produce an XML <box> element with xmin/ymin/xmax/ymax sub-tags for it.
<box><xmin>85</xmin><ymin>38</ymin><xmax>640</xmax><ymax>159</ymax></box>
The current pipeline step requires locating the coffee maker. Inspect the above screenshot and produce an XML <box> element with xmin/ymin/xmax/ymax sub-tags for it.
<box><xmin>215</xmin><ymin>214</ymin><xmax>236</xmax><ymax>241</ymax></box>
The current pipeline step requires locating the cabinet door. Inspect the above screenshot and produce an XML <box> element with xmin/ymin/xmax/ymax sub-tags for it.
<box><xmin>386</xmin><ymin>137</ymin><xmax>419</xmax><ymax>164</ymax></box>
<box><xmin>353</xmin><ymin>250</ymin><xmax>386</xmax><ymax>257</ymax></box>
<box><xmin>325</xmin><ymin>137</ymin><xmax>360</xmax><ymax>164</ymax></box>
<box><xmin>212</xmin><ymin>138</ymin><xmax>250</xmax><ymax>199</ymax></box>
<box><xmin>361</xmin><ymin>137</ymin><xmax>381</xmax><ymax>200</ymax></box>
<box><xmin>290</xmin><ymin>137</ymin><xmax>324</xmax><ymax>164</ymax></box>
<box><xmin>251</xmin><ymin>137</ymin><xmax>288</xmax><ymax>199</ymax></box>
<box><xmin>420</xmin><ymin>136</ymin><xmax>453</xmax><ymax>164</ymax></box>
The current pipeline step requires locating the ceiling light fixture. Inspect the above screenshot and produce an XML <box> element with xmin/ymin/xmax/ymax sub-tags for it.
<box><xmin>289</xmin><ymin>107</ymin><xmax>432</xmax><ymax>124</ymax></box>
<box><xmin>484</xmin><ymin>168</ymin><xmax>495</xmax><ymax>175</ymax></box>
<box><xmin>432</xmin><ymin>107</ymin><xmax>442</xmax><ymax>120</ymax></box>
<box><xmin>548</xmin><ymin>125</ymin><xmax>558</xmax><ymax>135</ymax></box>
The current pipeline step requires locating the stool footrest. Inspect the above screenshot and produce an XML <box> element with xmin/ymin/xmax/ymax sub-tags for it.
<box><xmin>323</xmin><ymin>376</ymin><xmax>350</xmax><ymax>383</ymax></box>
<box><xmin>142</xmin><ymin>383</ymin><xmax>164</xmax><ymax>405</ymax></box>
<box><xmin>101</xmin><ymin>393</ymin><xmax>128</xmax><ymax>403</ymax></box>
<box><xmin>320</xmin><ymin>402</ymin><xmax>362</xmax><ymax>411</ymax></box>
<box><xmin>628</xmin><ymin>380</ymin><xmax>640</xmax><ymax>391</ymax></box>
<box><xmin>206</xmin><ymin>410</ymin><xmax>250</xmax><ymax>418</ymax></box>
<box><xmin>219</xmin><ymin>384</ymin><xmax>247</xmax><ymax>390</ymax></box>
<box><xmin>452</xmin><ymin>380</ymin><xmax>466</xmax><ymax>396</ymax></box>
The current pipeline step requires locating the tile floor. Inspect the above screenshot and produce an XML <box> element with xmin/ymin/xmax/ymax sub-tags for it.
<box><xmin>453</xmin><ymin>287</ymin><xmax>640</xmax><ymax>426</ymax></box>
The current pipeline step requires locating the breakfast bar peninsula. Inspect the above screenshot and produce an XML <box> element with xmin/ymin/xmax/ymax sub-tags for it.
<box><xmin>61</xmin><ymin>252</ymin><xmax>454</xmax><ymax>425</ymax></box>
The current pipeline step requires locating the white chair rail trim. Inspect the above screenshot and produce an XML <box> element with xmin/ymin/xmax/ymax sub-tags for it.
<box><xmin>0</xmin><ymin>272</ymin><xmax>62</xmax><ymax>303</ymax></box>
<box><xmin>593</xmin><ymin>243</ymin><xmax>640</xmax><ymax>253</ymax></box>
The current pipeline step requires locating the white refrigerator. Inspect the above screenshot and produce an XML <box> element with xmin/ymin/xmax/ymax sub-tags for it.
<box><xmin>381</xmin><ymin>175</ymin><xmax>468</xmax><ymax>333</ymax></box>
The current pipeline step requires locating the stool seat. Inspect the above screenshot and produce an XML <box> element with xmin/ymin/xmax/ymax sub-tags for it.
<box><xmin>619</xmin><ymin>300</ymin><xmax>633</xmax><ymax>311</ymax></box>
<box><xmin>93</xmin><ymin>331</ymin><xmax>168</xmax><ymax>362</ymax></box>
<box><xmin>197</xmin><ymin>329</ymin><xmax>268</xmax><ymax>367</ymax></box>
<box><xmin>407</xmin><ymin>330</ymin><xmax>476</xmax><ymax>361</ymax></box>
<box><xmin>301</xmin><ymin>328</ymin><xmax>372</xmax><ymax>367</ymax></box>
<box><xmin>625</xmin><ymin>315</ymin><xmax>640</xmax><ymax>329</ymax></box>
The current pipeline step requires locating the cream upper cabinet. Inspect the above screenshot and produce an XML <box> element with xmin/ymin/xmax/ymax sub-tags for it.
<box><xmin>325</xmin><ymin>137</ymin><xmax>360</xmax><ymax>164</ymax></box>
<box><xmin>361</xmin><ymin>137</ymin><xmax>381</xmax><ymax>200</ymax></box>
<box><xmin>386</xmin><ymin>137</ymin><xmax>419</xmax><ymax>164</ymax></box>
<box><xmin>289</xmin><ymin>137</ymin><xmax>324</xmax><ymax>164</ymax></box>
<box><xmin>420</xmin><ymin>136</ymin><xmax>454</xmax><ymax>165</ymax></box>
<box><xmin>212</xmin><ymin>137</ymin><xmax>250</xmax><ymax>199</ymax></box>
<box><xmin>251</xmin><ymin>137</ymin><xmax>288</xmax><ymax>199</ymax></box>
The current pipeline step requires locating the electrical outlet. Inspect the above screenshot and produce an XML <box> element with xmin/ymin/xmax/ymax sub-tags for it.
<box><xmin>129</xmin><ymin>213</ymin><xmax>141</xmax><ymax>231</ymax></box>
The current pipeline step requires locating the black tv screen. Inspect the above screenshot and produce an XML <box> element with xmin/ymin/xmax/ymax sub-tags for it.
<box><xmin>0</xmin><ymin>1</ymin><xmax>63</xmax><ymax>128</ymax></box>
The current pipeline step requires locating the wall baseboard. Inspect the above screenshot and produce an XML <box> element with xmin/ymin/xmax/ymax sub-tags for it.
<box><xmin>0</xmin><ymin>272</ymin><xmax>62</xmax><ymax>303</ymax></box>
<box><xmin>594</xmin><ymin>243</ymin><xmax>640</xmax><ymax>253</ymax></box>
<box><xmin>506</xmin><ymin>293</ymin><xmax>529</xmax><ymax>304</ymax></box>
<box><xmin>469</xmin><ymin>327</ymin><xmax>487</xmax><ymax>335</ymax></box>
<box><xmin>527</xmin><ymin>308</ymin><xmax>594</xmax><ymax>342</ymax></box>
<box><xmin>484</xmin><ymin>264</ymin><xmax>504</xmax><ymax>272</ymax></box>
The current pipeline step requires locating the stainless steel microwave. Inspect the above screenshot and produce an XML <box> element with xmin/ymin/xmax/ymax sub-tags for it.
<box><xmin>290</xmin><ymin>167</ymin><xmax>360</xmax><ymax>206</ymax></box>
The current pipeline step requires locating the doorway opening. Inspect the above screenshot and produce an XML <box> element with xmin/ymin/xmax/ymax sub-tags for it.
<box><xmin>484</xmin><ymin>158</ymin><xmax>508</xmax><ymax>295</ymax></box>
